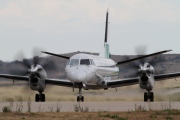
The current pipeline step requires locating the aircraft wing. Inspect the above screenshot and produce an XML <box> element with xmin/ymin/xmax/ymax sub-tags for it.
<box><xmin>1</xmin><ymin>72</ymin><xmax>180</xmax><ymax>89</ymax></box>
<box><xmin>0</xmin><ymin>83</ymin><xmax>29</xmax><ymax>87</ymax></box>
<box><xmin>0</xmin><ymin>74</ymin><xmax>74</xmax><ymax>88</ymax></box>
<box><xmin>45</xmin><ymin>78</ymin><xmax>74</xmax><ymax>87</ymax></box>
<box><xmin>154</xmin><ymin>72</ymin><xmax>180</xmax><ymax>81</ymax></box>
<box><xmin>0</xmin><ymin>74</ymin><xmax>29</xmax><ymax>81</ymax></box>
<box><xmin>0</xmin><ymin>73</ymin><xmax>138</xmax><ymax>88</ymax></box>
<box><xmin>106</xmin><ymin>72</ymin><xmax>180</xmax><ymax>88</ymax></box>
<box><xmin>106</xmin><ymin>77</ymin><xmax>139</xmax><ymax>88</ymax></box>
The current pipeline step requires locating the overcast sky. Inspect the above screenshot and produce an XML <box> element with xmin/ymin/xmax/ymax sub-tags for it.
<box><xmin>0</xmin><ymin>0</ymin><xmax>180</xmax><ymax>61</ymax></box>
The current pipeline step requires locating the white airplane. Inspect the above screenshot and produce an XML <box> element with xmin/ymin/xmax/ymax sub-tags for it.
<box><xmin>0</xmin><ymin>11</ymin><xmax>180</xmax><ymax>102</ymax></box>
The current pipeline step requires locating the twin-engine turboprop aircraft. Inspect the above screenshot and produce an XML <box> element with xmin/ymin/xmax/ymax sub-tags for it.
<box><xmin>0</xmin><ymin>11</ymin><xmax>180</xmax><ymax>102</ymax></box>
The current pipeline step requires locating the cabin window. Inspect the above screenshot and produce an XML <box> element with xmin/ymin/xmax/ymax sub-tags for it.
<box><xmin>80</xmin><ymin>59</ymin><xmax>90</xmax><ymax>65</ymax></box>
<box><xmin>69</xmin><ymin>59</ymin><xmax>79</xmax><ymax>65</ymax></box>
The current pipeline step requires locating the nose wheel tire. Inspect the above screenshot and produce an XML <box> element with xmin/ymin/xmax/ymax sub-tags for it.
<box><xmin>77</xmin><ymin>85</ymin><xmax>84</xmax><ymax>102</ymax></box>
<box><xmin>144</xmin><ymin>92</ymin><xmax>154</xmax><ymax>102</ymax></box>
<box><xmin>35</xmin><ymin>93</ymin><xmax>46</xmax><ymax>102</ymax></box>
<box><xmin>77</xmin><ymin>96</ymin><xmax>84</xmax><ymax>102</ymax></box>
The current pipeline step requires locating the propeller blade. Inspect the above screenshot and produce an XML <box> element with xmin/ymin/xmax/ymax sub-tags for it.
<box><xmin>32</xmin><ymin>47</ymin><xmax>44</xmax><ymax>66</ymax></box>
<box><xmin>32</xmin><ymin>47</ymin><xmax>58</xmax><ymax>71</ymax></box>
<box><xmin>33</xmin><ymin>47</ymin><xmax>43</xmax><ymax>58</ymax></box>
<box><xmin>135</xmin><ymin>45</ymin><xmax>147</xmax><ymax>55</ymax></box>
<box><xmin>12</xmin><ymin>51</ymin><xmax>31</xmax><ymax>75</ymax></box>
<box><xmin>125</xmin><ymin>46</ymin><xmax>171</xmax><ymax>78</ymax></box>
<box><xmin>22</xmin><ymin>59</ymin><xmax>31</xmax><ymax>69</ymax></box>
<box><xmin>33</xmin><ymin>56</ymin><xmax>40</xmax><ymax>66</ymax></box>
<box><xmin>41</xmin><ymin>58</ymin><xmax>58</xmax><ymax>71</ymax></box>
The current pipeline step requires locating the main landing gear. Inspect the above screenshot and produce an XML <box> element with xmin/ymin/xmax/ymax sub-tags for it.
<box><xmin>35</xmin><ymin>91</ymin><xmax>45</xmax><ymax>102</ymax></box>
<box><xmin>77</xmin><ymin>87</ymin><xmax>84</xmax><ymax>102</ymax></box>
<box><xmin>144</xmin><ymin>90</ymin><xmax>154</xmax><ymax>102</ymax></box>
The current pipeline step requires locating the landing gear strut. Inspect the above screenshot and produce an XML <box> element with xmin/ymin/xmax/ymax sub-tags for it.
<box><xmin>144</xmin><ymin>90</ymin><xmax>154</xmax><ymax>102</ymax></box>
<box><xmin>77</xmin><ymin>87</ymin><xmax>84</xmax><ymax>102</ymax></box>
<box><xmin>35</xmin><ymin>91</ymin><xmax>45</xmax><ymax>102</ymax></box>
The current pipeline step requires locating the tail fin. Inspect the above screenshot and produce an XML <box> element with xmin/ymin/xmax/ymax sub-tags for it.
<box><xmin>99</xmin><ymin>10</ymin><xmax>110</xmax><ymax>58</ymax></box>
<box><xmin>104</xmin><ymin>9</ymin><xmax>108</xmax><ymax>44</ymax></box>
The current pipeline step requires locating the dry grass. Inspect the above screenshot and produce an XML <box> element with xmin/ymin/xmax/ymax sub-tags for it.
<box><xmin>0</xmin><ymin>110</ymin><xmax>180</xmax><ymax>120</ymax></box>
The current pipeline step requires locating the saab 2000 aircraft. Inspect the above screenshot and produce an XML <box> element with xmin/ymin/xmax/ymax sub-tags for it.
<box><xmin>0</xmin><ymin>11</ymin><xmax>180</xmax><ymax>102</ymax></box>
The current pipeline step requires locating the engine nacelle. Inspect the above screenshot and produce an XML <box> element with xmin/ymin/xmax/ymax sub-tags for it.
<box><xmin>29</xmin><ymin>77</ymin><xmax>46</xmax><ymax>92</ymax></box>
<box><xmin>30</xmin><ymin>77</ymin><xmax>39</xmax><ymax>83</ymax></box>
<box><xmin>139</xmin><ymin>75</ymin><xmax>149</xmax><ymax>89</ymax></box>
<box><xmin>139</xmin><ymin>75</ymin><xmax>154</xmax><ymax>90</ymax></box>
<box><xmin>28</xmin><ymin>64</ymin><xmax>47</xmax><ymax>92</ymax></box>
<box><xmin>141</xmin><ymin>75</ymin><xmax>148</xmax><ymax>82</ymax></box>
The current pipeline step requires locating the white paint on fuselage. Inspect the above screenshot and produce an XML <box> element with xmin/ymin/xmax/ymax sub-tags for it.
<box><xmin>65</xmin><ymin>53</ymin><xmax>119</xmax><ymax>85</ymax></box>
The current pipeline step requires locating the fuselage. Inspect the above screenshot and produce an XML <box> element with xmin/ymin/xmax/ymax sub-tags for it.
<box><xmin>65</xmin><ymin>53</ymin><xmax>119</xmax><ymax>85</ymax></box>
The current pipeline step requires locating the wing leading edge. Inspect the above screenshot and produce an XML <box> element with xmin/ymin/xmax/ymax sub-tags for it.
<box><xmin>155</xmin><ymin>72</ymin><xmax>180</xmax><ymax>81</ymax></box>
<box><xmin>0</xmin><ymin>74</ymin><xmax>29</xmax><ymax>81</ymax></box>
<box><xmin>45</xmin><ymin>78</ymin><xmax>74</xmax><ymax>87</ymax></box>
<box><xmin>0</xmin><ymin>74</ymin><xmax>74</xmax><ymax>88</ymax></box>
<box><xmin>106</xmin><ymin>78</ymin><xmax>139</xmax><ymax>88</ymax></box>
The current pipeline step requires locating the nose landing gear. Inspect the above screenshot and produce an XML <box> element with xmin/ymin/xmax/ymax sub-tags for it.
<box><xmin>77</xmin><ymin>87</ymin><xmax>84</xmax><ymax>102</ymax></box>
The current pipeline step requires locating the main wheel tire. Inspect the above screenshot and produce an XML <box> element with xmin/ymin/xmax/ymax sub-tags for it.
<box><xmin>144</xmin><ymin>92</ymin><xmax>148</xmax><ymax>102</ymax></box>
<box><xmin>77</xmin><ymin>96</ymin><xmax>80</xmax><ymax>102</ymax></box>
<box><xmin>150</xmin><ymin>92</ymin><xmax>154</xmax><ymax>102</ymax></box>
<box><xmin>35</xmin><ymin>94</ymin><xmax>39</xmax><ymax>102</ymax></box>
<box><xmin>81</xmin><ymin>96</ymin><xmax>84</xmax><ymax>102</ymax></box>
<box><xmin>41</xmin><ymin>94</ymin><xmax>45</xmax><ymax>102</ymax></box>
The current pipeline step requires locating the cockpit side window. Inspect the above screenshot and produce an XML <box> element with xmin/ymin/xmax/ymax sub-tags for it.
<box><xmin>90</xmin><ymin>59</ymin><xmax>95</xmax><ymax>65</ymax></box>
<box><xmin>69</xmin><ymin>59</ymin><xmax>79</xmax><ymax>65</ymax></box>
<box><xmin>66</xmin><ymin>60</ymin><xmax>70</xmax><ymax>65</ymax></box>
<box><xmin>80</xmin><ymin>59</ymin><xmax>90</xmax><ymax>65</ymax></box>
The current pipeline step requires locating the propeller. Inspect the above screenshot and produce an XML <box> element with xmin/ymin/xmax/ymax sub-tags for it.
<box><xmin>10</xmin><ymin>47</ymin><xmax>57</xmax><ymax>76</ymax></box>
<box><xmin>128</xmin><ymin>45</ymin><xmax>164</xmax><ymax>77</ymax></box>
<box><xmin>7</xmin><ymin>47</ymin><xmax>58</xmax><ymax>92</ymax></box>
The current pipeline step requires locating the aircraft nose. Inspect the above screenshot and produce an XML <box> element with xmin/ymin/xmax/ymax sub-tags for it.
<box><xmin>70</xmin><ymin>70</ymin><xmax>86</xmax><ymax>82</ymax></box>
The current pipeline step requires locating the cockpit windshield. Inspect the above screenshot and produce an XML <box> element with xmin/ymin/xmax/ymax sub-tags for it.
<box><xmin>80</xmin><ymin>59</ymin><xmax>90</xmax><ymax>65</ymax></box>
<box><xmin>69</xmin><ymin>59</ymin><xmax>79</xmax><ymax>65</ymax></box>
